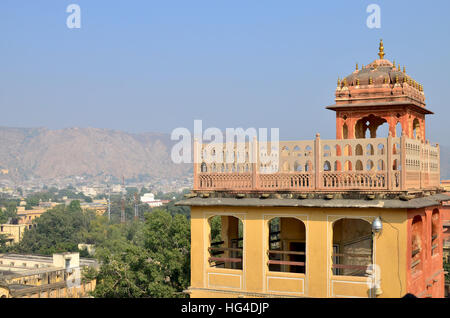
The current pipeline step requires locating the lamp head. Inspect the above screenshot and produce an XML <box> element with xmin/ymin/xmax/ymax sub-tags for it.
<box><xmin>372</xmin><ymin>217</ymin><xmax>383</xmax><ymax>233</ymax></box>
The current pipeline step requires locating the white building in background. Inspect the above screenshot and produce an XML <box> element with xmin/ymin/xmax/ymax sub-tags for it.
<box><xmin>79</xmin><ymin>186</ymin><xmax>97</xmax><ymax>197</ymax></box>
<box><xmin>111</xmin><ymin>185</ymin><xmax>123</xmax><ymax>193</ymax></box>
<box><xmin>140</xmin><ymin>193</ymin><xmax>165</xmax><ymax>208</ymax></box>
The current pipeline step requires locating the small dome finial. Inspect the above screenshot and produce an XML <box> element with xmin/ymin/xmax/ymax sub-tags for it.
<box><xmin>378</xmin><ymin>39</ymin><xmax>385</xmax><ymax>59</ymax></box>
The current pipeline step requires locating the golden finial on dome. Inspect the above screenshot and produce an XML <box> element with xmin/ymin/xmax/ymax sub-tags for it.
<box><xmin>403</xmin><ymin>66</ymin><xmax>406</xmax><ymax>73</ymax></box>
<box><xmin>337</xmin><ymin>77</ymin><xmax>341</xmax><ymax>86</ymax></box>
<box><xmin>356</xmin><ymin>78</ymin><xmax>360</xmax><ymax>86</ymax></box>
<box><xmin>356</xmin><ymin>63</ymin><xmax>359</xmax><ymax>71</ymax></box>
<box><xmin>395</xmin><ymin>75</ymin><xmax>399</xmax><ymax>84</ymax></box>
<box><xmin>343</xmin><ymin>78</ymin><xmax>347</xmax><ymax>87</ymax></box>
<box><xmin>378</xmin><ymin>39</ymin><xmax>385</xmax><ymax>59</ymax></box>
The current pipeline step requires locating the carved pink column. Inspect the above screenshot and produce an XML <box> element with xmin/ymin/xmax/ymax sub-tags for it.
<box><xmin>387</xmin><ymin>133</ymin><xmax>393</xmax><ymax>190</ymax></box>
<box><xmin>348</xmin><ymin>118</ymin><xmax>356</xmax><ymax>139</ymax></box>
<box><xmin>252</xmin><ymin>136</ymin><xmax>259</xmax><ymax>191</ymax></box>
<box><xmin>400</xmin><ymin>134</ymin><xmax>406</xmax><ymax>190</ymax></box>
<box><xmin>436</xmin><ymin>143</ymin><xmax>440</xmax><ymax>187</ymax></box>
<box><xmin>314</xmin><ymin>133</ymin><xmax>321</xmax><ymax>190</ymax></box>
<box><xmin>193</xmin><ymin>138</ymin><xmax>199</xmax><ymax>190</ymax></box>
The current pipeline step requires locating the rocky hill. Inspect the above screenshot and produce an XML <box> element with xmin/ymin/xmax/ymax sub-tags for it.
<box><xmin>0</xmin><ymin>126</ymin><xmax>448</xmax><ymax>182</ymax></box>
<box><xmin>0</xmin><ymin>127</ymin><xmax>191</xmax><ymax>182</ymax></box>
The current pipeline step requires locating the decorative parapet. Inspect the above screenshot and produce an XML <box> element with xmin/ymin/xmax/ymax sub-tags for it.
<box><xmin>194</xmin><ymin>135</ymin><xmax>440</xmax><ymax>192</ymax></box>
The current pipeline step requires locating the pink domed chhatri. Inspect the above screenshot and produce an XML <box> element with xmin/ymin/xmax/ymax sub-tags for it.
<box><xmin>329</xmin><ymin>39</ymin><xmax>429</xmax><ymax>141</ymax></box>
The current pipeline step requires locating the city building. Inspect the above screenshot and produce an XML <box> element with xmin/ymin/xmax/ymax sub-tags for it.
<box><xmin>0</xmin><ymin>205</ymin><xmax>52</xmax><ymax>244</ymax></box>
<box><xmin>0</xmin><ymin>252</ymin><xmax>97</xmax><ymax>298</ymax></box>
<box><xmin>79</xmin><ymin>186</ymin><xmax>98</xmax><ymax>198</ymax></box>
<box><xmin>17</xmin><ymin>208</ymin><xmax>47</xmax><ymax>225</ymax></box>
<box><xmin>80</xmin><ymin>199</ymin><xmax>108</xmax><ymax>216</ymax></box>
<box><xmin>140</xmin><ymin>193</ymin><xmax>168</xmax><ymax>208</ymax></box>
<box><xmin>178</xmin><ymin>40</ymin><xmax>446</xmax><ymax>298</ymax></box>
<box><xmin>0</xmin><ymin>224</ymin><xmax>30</xmax><ymax>244</ymax></box>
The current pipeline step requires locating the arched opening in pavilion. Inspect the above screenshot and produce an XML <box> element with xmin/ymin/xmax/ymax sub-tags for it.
<box><xmin>208</xmin><ymin>215</ymin><xmax>243</xmax><ymax>270</ymax></box>
<box><xmin>268</xmin><ymin>217</ymin><xmax>306</xmax><ymax>274</ymax></box>
<box><xmin>355</xmin><ymin>115</ymin><xmax>388</xmax><ymax>139</ymax></box>
<box><xmin>332</xmin><ymin>218</ymin><xmax>373</xmax><ymax>277</ymax></box>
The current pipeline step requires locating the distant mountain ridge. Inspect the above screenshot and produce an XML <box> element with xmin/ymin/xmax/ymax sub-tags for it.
<box><xmin>0</xmin><ymin>126</ymin><xmax>191</xmax><ymax>182</ymax></box>
<box><xmin>0</xmin><ymin>126</ymin><xmax>448</xmax><ymax>182</ymax></box>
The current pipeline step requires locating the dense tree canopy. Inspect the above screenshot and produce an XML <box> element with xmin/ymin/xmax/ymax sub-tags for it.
<box><xmin>0</xmin><ymin>201</ymin><xmax>18</xmax><ymax>224</ymax></box>
<box><xmin>13</xmin><ymin>200</ymin><xmax>96</xmax><ymax>255</ymax></box>
<box><xmin>91</xmin><ymin>210</ymin><xmax>190</xmax><ymax>298</ymax></box>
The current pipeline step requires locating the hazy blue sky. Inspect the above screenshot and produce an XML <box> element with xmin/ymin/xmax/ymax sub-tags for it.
<box><xmin>1</xmin><ymin>0</ymin><xmax>449</xmax><ymax>145</ymax></box>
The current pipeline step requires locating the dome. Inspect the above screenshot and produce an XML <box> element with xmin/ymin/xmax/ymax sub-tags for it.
<box><xmin>342</xmin><ymin>62</ymin><xmax>412</xmax><ymax>87</ymax></box>
<box><xmin>338</xmin><ymin>40</ymin><xmax>422</xmax><ymax>89</ymax></box>
<box><xmin>335</xmin><ymin>40</ymin><xmax>425</xmax><ymax>107</ymax></box>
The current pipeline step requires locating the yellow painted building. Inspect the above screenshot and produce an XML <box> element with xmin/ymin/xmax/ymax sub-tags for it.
<box><xmin>17</xmin><ymin>208</ymin><xmax>47</xmax><ymax>224</ymax></box>
<box><xmin>81</xmin><ymin>200</ymin><xmax>108</xmax><ymax>216</ymax></box>
<box><xmin>183</xmin><ymin>202</ymin><xmax>416</xmax><ymax>298</ymax></box>
<box><xmin>0</xmin><ymin>224</ymin><xmax>29</xmax><ymax>244</ymax></box>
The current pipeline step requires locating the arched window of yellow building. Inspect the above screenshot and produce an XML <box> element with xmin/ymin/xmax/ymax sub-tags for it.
<box><xmin>332</xmin><ymin>218</ymin><xmax>373</xmax><ymax>277</ymax></box>
<box><xmin>208</xmin><ymin>215</ymin><xmax>243</xmax><ymax>270</ymax></box>
<box><xmin>411</xmin><ymin>215</ymin><xmax>423</xmax><ymax>274</ymax></box>
<box><xmin>267</xmin><ymin>217</ymin><xmax>306</xmax><ymax>274</ymax></box>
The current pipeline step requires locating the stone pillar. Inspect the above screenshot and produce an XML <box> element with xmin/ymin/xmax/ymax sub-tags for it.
<box><xmin>348</xmin><ymin>118</ymin><xmax>356</xmax><ymax>139</ymax></box>
<box><xmin>436</xmin><ymin>143</ymin><xmax>440</xmax><ymax>186</ymax></box>
<box><xmin>336</xmin><ymin>114</ymin><xmax>344</xmax><ymax>139</ymax></box>
<box><xmin>400</xmin><ymin>133</ymin><xmax>407</xmax><ymax>190</ymax></box>
<box><xmin>314</xmin><ymin>133</ymin><xmax>321</xmax><ymax>190</ymax></box>
<box><xmin>388</xmin><ymin>118</ymin><xmax>396</xmax><ymax>138</ymax></box>
<box><xmin>419</xmin><ymin>140</ymin><xmax>423</xmax><ymax>189</ymax></box>
<box><xmin>252</xmin><ymin>136</ymin><xmax>259</xmax><ymax>190</ymax></box>
<box><xmin>193</xmin><ymin>138</ymin><xmax>200</xmax><ymax>190</ymax></box>
<box><xmin>387</xmin><ymin>133</ymin><xmax>393</xmax><ymax>190</ymax></box>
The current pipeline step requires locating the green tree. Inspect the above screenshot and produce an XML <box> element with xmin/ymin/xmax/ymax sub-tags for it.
<box><xmin>0</xmin><ymin>233</ymin><xmax>10</xmax><ymax>252</ymax></box>
<box><xmin>0</xmin><ymin>202</ymin><xmax>18</xmax><ymax>223</ymax></box>
<box><xmin>91</xmin><ymin>210</ymin><xmax>190</xmax><ymax>298</ymax></box>
<box><xmin>13</xmin><ymin>201</ymin><xmax>96</xmax><ymax>255</ymax></box>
